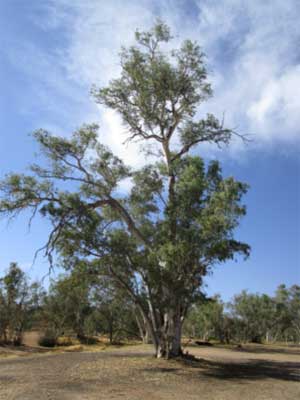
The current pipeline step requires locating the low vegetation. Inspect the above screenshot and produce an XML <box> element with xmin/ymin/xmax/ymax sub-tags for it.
<box><xmin>184</xmin><ymin>287</ymin><xmax>300</xmax><ymax>344</ymax></box>
<box><xmin>0</xmin><ymin>263</ymin><xmax>299</xmax><ymax>349</ymax></box>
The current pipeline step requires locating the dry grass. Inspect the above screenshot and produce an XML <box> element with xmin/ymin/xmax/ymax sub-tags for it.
<box><xmin>0</xmin><ymin>343</ymin><xmax>299</xmax><ymax>400</ymax></box>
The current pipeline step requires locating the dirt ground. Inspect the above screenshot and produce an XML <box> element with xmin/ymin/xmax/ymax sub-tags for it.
<box><xmin>0</xmin><ymin>343</ymin><xmax>299</xmax><ymax>400</ymax></box>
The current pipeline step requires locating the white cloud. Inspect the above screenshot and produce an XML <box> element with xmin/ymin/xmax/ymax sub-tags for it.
<box><xmin>9</xmin><ymin>0</ymin><xmax>300</xmax><ymax>165</ymax></box>
<box><xmin>247</xmin><ymin>66</ymin><xmax>300</xmax><ymax>141</ymax></box>
<box><xmin>195</xmin><ymin>0</ymin><xmax>300</xmax><ymax>147</ymax></box>
<box><xmin>43</xmin><ymin>0</ymin><xmax>155</xmax><ymax>86</ymax></box>
<box><xmin>101</xmin><ymin>109</ymin><xmax>146</xmax><ymax>168</ymax></box>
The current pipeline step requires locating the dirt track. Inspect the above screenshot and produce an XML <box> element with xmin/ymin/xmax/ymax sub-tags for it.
<box><xmin>0</xmin><ymin>344</ymin><xmax>299</xmax><ymax>400</ymax></box>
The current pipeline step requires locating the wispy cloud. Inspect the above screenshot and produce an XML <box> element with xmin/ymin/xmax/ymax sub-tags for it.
<box><xmin>196</xmin><ymin>0</ymin><xmax>300</xmax><ymax>145</ymax></box>
<box><xmin>5</xmin><ymin>0</ymin><xmax>300</xmax><ymax>164</ymax></box>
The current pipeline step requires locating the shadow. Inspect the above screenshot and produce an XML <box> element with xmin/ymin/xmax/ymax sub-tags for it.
<box><xmin>142</xmin><ymin>357</ymin><xmax>300</xmax><ymax>383</ymax></box>
<box><xmin>194</xmin><ymin>341</ymin><xmax>213</xmax><ymax>347</ymax></box>
<box><xmin>50</xmin><ymin>379</ymin><xmax>102</xmax><ymax>393</ymax></box>
<box><xmin>186</xmin><ymin>342</ymin><xmax>300</xmax><ymax>356</ymax></box>
<box><xmin>2</xmin><ymin>346</ymin><xmax>300</xmax><ymax>384</ymax></box>
<box><xmin>184</xmin><ymin>357</ymin><xmax>300</xmax><ymax>382</ymax></box>
<box><xmin>232</xmin><ymin>345</ymin><xmax>300</xmax><ymax>357</ymax></box>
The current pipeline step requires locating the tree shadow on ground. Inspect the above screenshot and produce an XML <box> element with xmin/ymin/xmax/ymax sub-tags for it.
<box><xmin>198</xmin><ymin>359</ymin><xmax>300</xmax><ymax>382</ymax></box>
<box><xmin>143</xmin><ymin>357</ymin><xmax>300</xmax><ymax>383</ymax></box>
<box><xmin>232</xmin><ymin>345</ymin><xmax>300</xmax><ymax>357</ymax></box>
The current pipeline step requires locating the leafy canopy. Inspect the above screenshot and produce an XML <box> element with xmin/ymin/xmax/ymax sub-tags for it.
<box><xmin>0</xmin><ymin>21</ymin><xmax>250</xmax><ymax>357</ymax></box>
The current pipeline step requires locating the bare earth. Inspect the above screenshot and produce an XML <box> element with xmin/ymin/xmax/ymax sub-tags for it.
<box><xmin>0</xmin><ymin>343</ymin><xmax>299</xmax><ymax>400</ymax></box>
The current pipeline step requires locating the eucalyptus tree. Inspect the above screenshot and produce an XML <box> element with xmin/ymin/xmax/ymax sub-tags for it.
<box><xmin>43</xmin><ymin>272</ymin><xmax>92</xmax><ymax>341</ymax></box>
<box><xmin>0</xmin><ymin>22</ymin><xmax>250</xmax><ymax>358</ymax></box>
<box><xmin>0</xmin><ymin>263</ymin><xmax>35</xmax><ymax>344</ymax></box>
<box><xmin>274</xmin><ymin>284</ymin><xmax>300</xmax><ymax>343</ymax></box>
<box><xmin>289</xmin><ymin>285</ymin><xmax>300</xmax><ymax>343</ymax></box>
<box><xmin>184</xmin><ymin>296</ymin><xmax>225</xmax><ymax>341</ymax></box>
<box><xmin>229</xmin><ymin>291</ymin><xmax>277</xmax><ymax>343</ymax></box>
<box><xmin>89</xmin><ymin>278</ymin><xmax>139</xmax><ymax>343</ymax></box>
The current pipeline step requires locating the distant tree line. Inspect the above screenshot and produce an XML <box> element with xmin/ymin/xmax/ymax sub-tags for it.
<box><xmin>1</xmin><ymin>263</ymin><xmax>299</xmax><ymax>346</ymax></box>
<box><xmin>0</xmin><ymin>263</ymin><xmax>140</xmax><ymax>346</ymax></box>
<box><xmin>0</xmin><ymin>263</ymin><xmax>43</xmax><ymax>345</ymax></box>
<box><xmin>184</xmin><ymin>286</ymin><xmax>300</xmax><ymax>344</ymax></box>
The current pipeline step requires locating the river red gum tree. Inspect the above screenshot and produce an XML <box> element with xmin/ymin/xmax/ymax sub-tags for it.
<box><xmin>0</xmin><ymin>22</ymin><xmax>250</xmax><ymax>358</ymax></box>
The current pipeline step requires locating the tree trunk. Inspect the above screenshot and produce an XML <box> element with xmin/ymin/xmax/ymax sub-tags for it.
<box><xmin>265</xmin><ymin>331</ymin><xmax>270</xmax><ymax>343</ymax></box>
<box><xmin>170</xmin><ymin>315</ymin><xmax>182</xmax><ymax>356</ymax></box>
<box><xmin>136</xmin><ymin>313</ymin><xmax>151</xmax><ymax>344</ymax></box>
<box><xmin>109</xmin><ymin>322</ymin><xmax>113</xmax><ymax>344</ymax></box>
<box><xmin>108</xmin><ymin>267</ymin><xmax>183</xmax><ymax>359</ymax></box>
<box><xmin>154</xmin><ymin>310</ymin><xmax>183</xmax><ymax>359</ymax></box>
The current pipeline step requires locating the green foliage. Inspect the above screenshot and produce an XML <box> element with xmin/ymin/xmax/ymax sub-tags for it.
<box><xmin>184</xmin><ymin>296</ymin><xmax>225</xmax><ymax>341</ymax></box>
<box><xmin>0</xmin><ymin>22</ymin><xmax>250</xmax><ymax>358</ymax></box>
<box><xmin>40</xmin><ymin>269</ymin><xmax>139</xmax><ymax>343</ymax></box>
<box><xmin>89</xmin><ymin>278</ymin><xmax>139</xmax><ymax>343</ymax></box>
<box><xmin>185</xmin><ymin>285</ymin><xmax>300</xmax><ymax>344</ymax></box>
<box><xmin>42</xmin><ymin>271</ymin><xmax>92</xmax><ymax>340</ymax></box>
<box><xmin>229</xmin><ymin>286</ymin><xmax>300</xmax><ymax>343</ymax></box>
<box><xmin>0</xmin><ymin>263</ymin><xmax>42</xmax><ymax>344</ymax></box>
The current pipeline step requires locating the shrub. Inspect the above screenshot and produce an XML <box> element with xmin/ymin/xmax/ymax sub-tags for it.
<box><xmin>38</xmin><ymin>335</ymin><xmax>56</xmax><ymax>347</ymax></box>
<box><xmin>56</xmin><ymin>336</ymin><xmax>74</xmax><ymax>346</ymax></box>
<box><xmin>38</xmin><ymin>329</ymin><xmax>57</xmax><ymax>347</ymax></box>
<box><xmin>78</xmin><ymin>335</ymin><xmax>99</xmax><ymax>345</ymax></box>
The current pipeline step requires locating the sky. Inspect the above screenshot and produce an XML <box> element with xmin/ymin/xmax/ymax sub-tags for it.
<box><xmin>0</xmin><ymin>0</ymin><xmax>299</xmax><ymax>301</ymax></box>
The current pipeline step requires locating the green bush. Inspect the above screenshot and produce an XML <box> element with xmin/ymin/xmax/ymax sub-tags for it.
<box><xmin>38</xmin><ymin>336</ymin><xmax>56</xmax><ymax>347</ymax></box>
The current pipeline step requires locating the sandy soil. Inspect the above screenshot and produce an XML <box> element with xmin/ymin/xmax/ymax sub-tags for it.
<box><xmin>0</xmin><ymin>343</ymin><xmax>299</xmax><ymax>400</ymax></box>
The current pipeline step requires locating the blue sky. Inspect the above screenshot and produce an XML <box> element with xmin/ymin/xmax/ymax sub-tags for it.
<box><xmin>0</xmin><ymin>0</ymin><xmax>299</xmax><ymax>301</ymax></box>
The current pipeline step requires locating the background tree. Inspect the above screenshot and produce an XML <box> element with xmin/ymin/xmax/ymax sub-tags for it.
<box><xmin>184</xmin><ymin>285</ymin><xmax>300</xmax><ymax>345</ymax></box>
<box><xmin>289</xmin><ymin>285</ymin><xmax>300</xmax><ymax>343</ymax></box>
<box><xmin>273</xmin><ymin>284</ymin><xmax>300</xmax><ymax>343</ymax></box>
<box><xmin>229</xmin><ymin>291</ymin><xmax>276</xmax><ymax>343</ymax></box>
<box><xmin>89</xmin><ymin>279</ymin><xmax>139</xmax><ymax>343</ymax></box>
<box><xmin>40</xmin><ymin>269</ymin><xmax>140</xmax><ymax>345</ymax></box>
<box><xmin>225</xmin><ymin>286</ymin><xmax>300</xmax><ymax>344</ymax></box>
<box><xmin>42</xmin><ymin>271</ymin><xmax>92</xmax><ymax>342</ymax></box>
<box><xmin>184</xmin><ymin>296</ymin><xmax>225</xmax><ymax>342</ymax></box>
<box><xmin>0</xmin><ymin>263</ymin><xmax>40</xmax><ymax>344</ymax></box>
<box><xmin>0</xmin><ymin>21</ymin><xmax>250</xmax><ymax>358</ymax></box>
